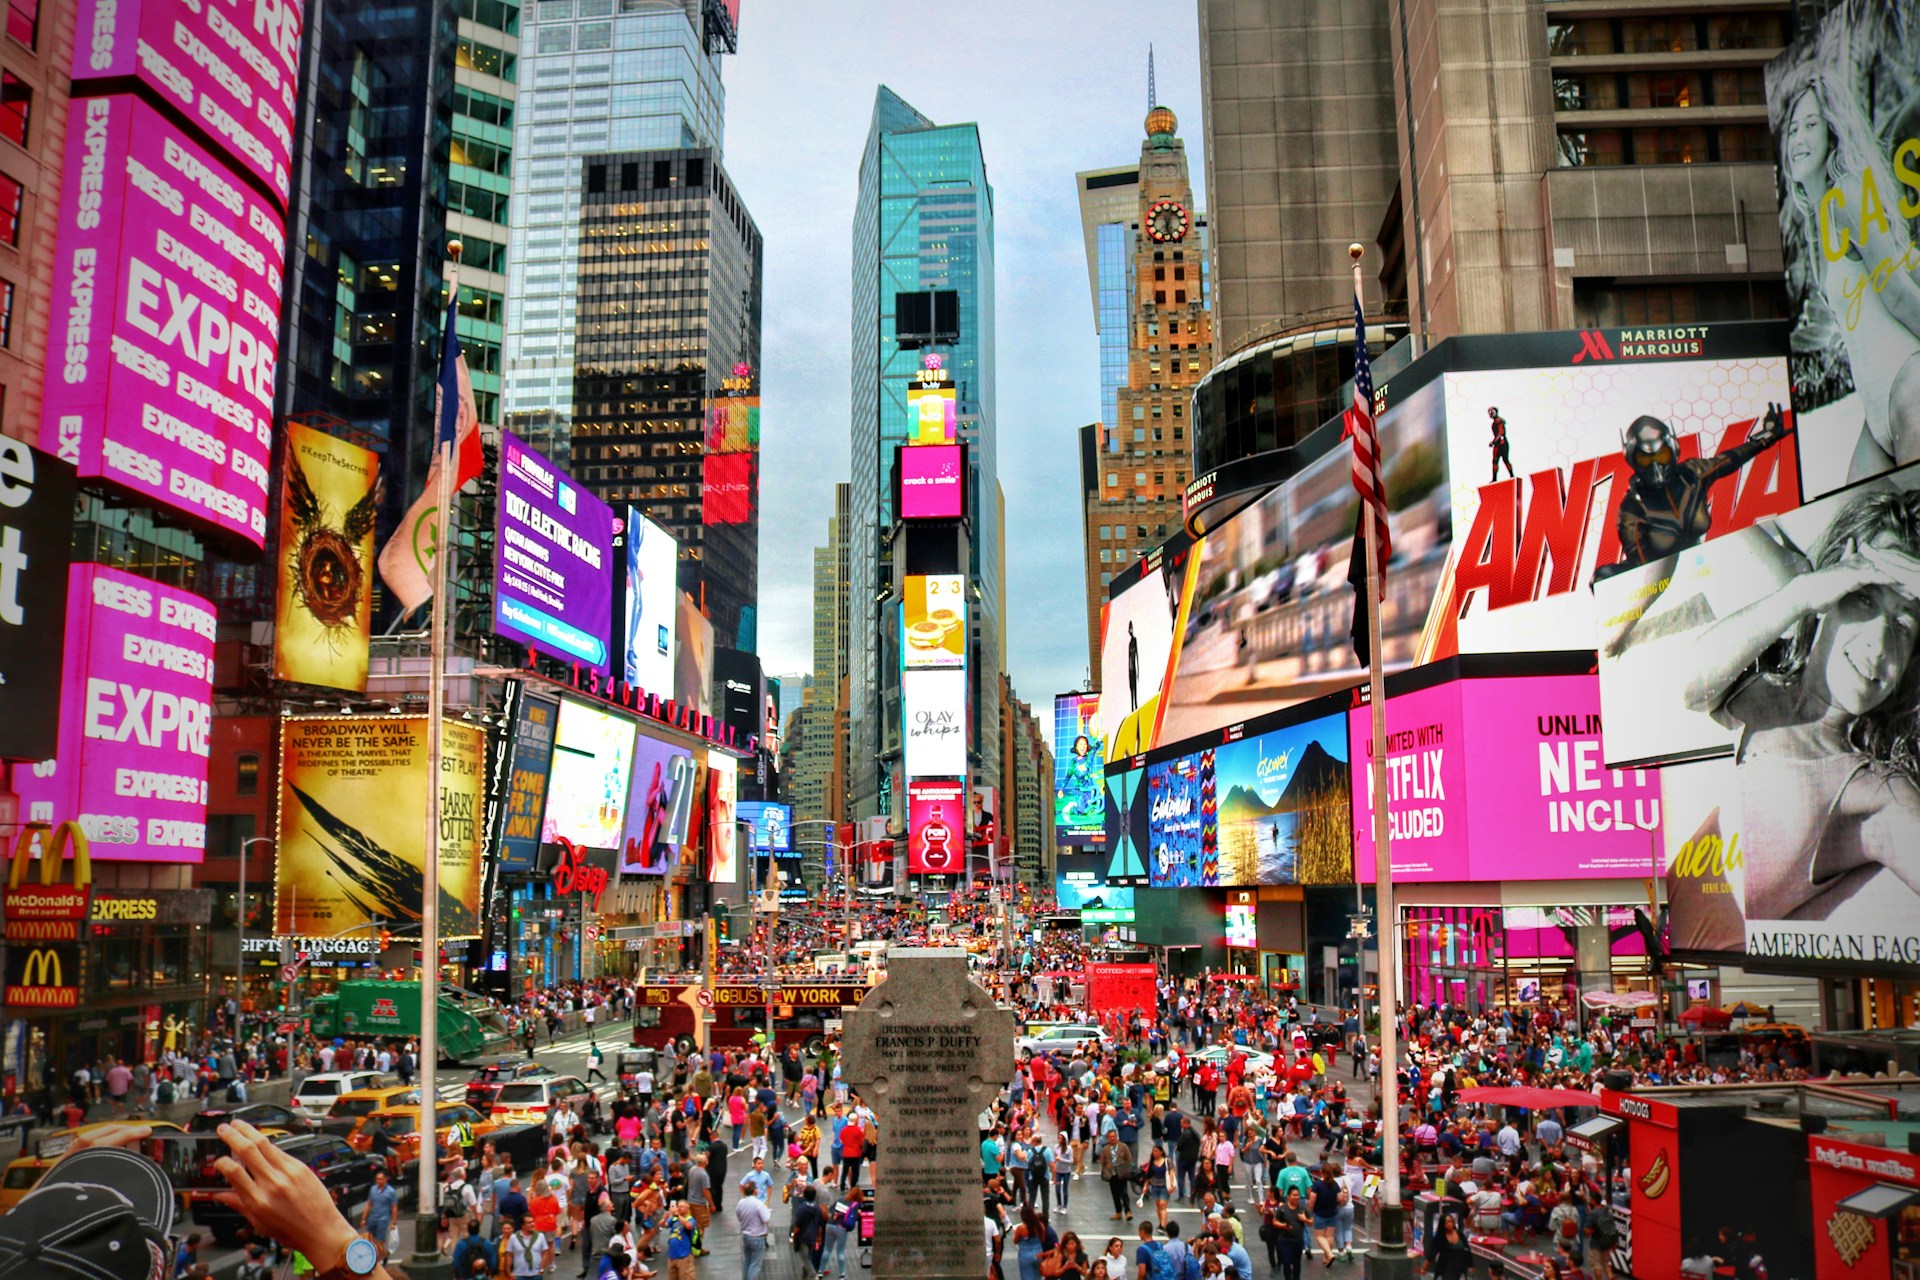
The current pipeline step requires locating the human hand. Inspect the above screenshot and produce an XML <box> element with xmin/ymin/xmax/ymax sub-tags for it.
<box><xmin>1793</xmin><ymin>538</ymin><xmax>1920</xmax><ymax>617</ymax></box>
<box><xmin>1754</xmin><ymin>402</ymin><xmax>1791</xmax><ymax>444</ymax></box>
<box><xmin>212</xmin><ymin>1120</ymin><xmax>360</xmax><ymax>1272</ymax></box>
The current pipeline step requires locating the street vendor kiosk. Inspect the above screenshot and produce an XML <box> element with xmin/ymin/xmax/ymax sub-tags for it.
<box><xmin>1808</xmin><ymin>1132</ymin><xmax>1920</xmax><ymax>1280</ymax></box>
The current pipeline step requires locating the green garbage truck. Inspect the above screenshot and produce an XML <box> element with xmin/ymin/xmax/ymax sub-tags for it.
<box><xmin>306</xmin><ymin>982</ymin><xmax>512</xmax><ymax>1062</ymax></box>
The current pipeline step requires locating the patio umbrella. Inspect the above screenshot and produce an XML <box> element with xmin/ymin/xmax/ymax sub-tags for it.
<box><xmin>1680</xmin><ymin>1004</ymin><xmax>1734</xmax><ymax>1030</ymax></box>
<box><xmin>1457</xmin><ymin>1086</ymin><xmax>1601</xmax><ymax>1110</ymax></box>
<box><xmin>1724</xmin><ymin>1001</ymin><xmax>1771</xmax><ymax>1020</ymax></box>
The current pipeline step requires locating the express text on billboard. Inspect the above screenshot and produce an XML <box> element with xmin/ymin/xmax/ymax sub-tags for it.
<box><xmin>41</xmin><ymin>96</ymin><xmax>280</xmax><ymax>548</ymax></box>
<box><xmin>14</xmin><ymin>565</ymin><xmax>215</xmax><ymax>861</ymax></box>
<box><xmin>75</xmin><ymin>0</ymin><xmax>304</xmax><ymax>208</ymax></box>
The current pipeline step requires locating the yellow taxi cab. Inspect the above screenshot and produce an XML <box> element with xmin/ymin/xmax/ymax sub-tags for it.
<box><xmin>346</xmin><ymin>1101</ymin><xmax>496</xmax><ymax>1173</ymax></box>
<box><xmin>319</xmin><ymin>1085</ymin><xmax>420</xmax><ymax>1134</ymax></box>
<box><xmin>0</xmin><ymin>1120</ymin><xmax>186</xmax><ymax>1213</ymax></box>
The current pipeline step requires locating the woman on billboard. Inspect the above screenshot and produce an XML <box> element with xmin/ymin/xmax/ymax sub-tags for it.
<box><xmin>1770</xmin><ymin>11</ymin><xmax>1920</xmax><ymax>487</ymax></box>
<box><xmin>1680</xmin><ymin>486</ymin><xmax>1920</xmax><ymax>921</ymax></box>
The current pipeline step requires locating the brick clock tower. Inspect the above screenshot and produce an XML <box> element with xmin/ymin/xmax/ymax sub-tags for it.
<box><xmin>1090</xmin><ymin>102</ymin><xmax>1213</xmax><ymax>592</ymax></box>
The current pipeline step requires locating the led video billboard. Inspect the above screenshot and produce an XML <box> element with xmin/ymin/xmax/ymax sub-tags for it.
<box><xmin>273</xmin><ymin>422</ymin><xmax>377</xmax><ymax>691</ymax></box>
<box><xmin>1764</xmin><ymin>6</ymin><xmax>1920</xmax><ymax>502</ymax></box>
<box><xmin>898</xmin><ymin>444</ymin><xmax>966</xmax><ymax>520</ymax></box>
<box><xmin>738</xmin><ymin>800</ymin><xmax>794</xmax><ymax>855</ymax></box>
<box><xmin>902</xmin><ymin>669</ymin><xmax>967</xmax><ymax>778</ymax></box>
<box><xmin>1053</xmin><ymin>693</ymin><xmax>1105</xmax><ymax>844</ymax></box>
<box><xmin>1114</xmin><ymin>325</ymin><xmax>1798</xmax><ymax>755</ymax></box>
<box><xmin>1225</xmin><ymin>892</ymin><xmax>1257</xmax><ymax>948</ymax></box>
<box><xmin>902</xmin><ymin>574</ymin><xmax>966</xmax><ymax>669</ymax></box>
<box><xmin>702</xmin><ymin>452</ymin><xmax>755</xmax><ymax>525</ymax></box>
<box><xmin>0</xmin><ymin>440</ymin><xmax>75</xmax><ymax>762</ymax></box>
<box><xmin>1349</xmin><ymin>669</ymin><xmax>1661</xmax><ymax>884</ymax></box>
<box><xmin>495</xmin><ymin>692</ymin><xmax>559</xmax><ymax>872</ymax></box>
<box><xmin>623</xmin><ymin>508</ymin><xmax>678</xmax><ymax>694</ymax></box>
<box><xmin>1146</xmin><ymin>705</ymin><xmax>1352</xmax><ymax>888</ymax></box>
<box><xmin>74</xmin><ymin>0</ymin><xmax>304</xmax><ymax>208</ymax></box>
<box><xmin>618</xmin><ymin>729</ymin><xmax>695</xmax><ymax>876</ymax></box>
<box><xmin>908</xmin><ymin>380</ymin><xmax>957</xmax><ymax>445</ymax></box>
<box><xmin>706</xmin><ymin>752</ymin><xmax>738</xmax><ymax>883</ymax></box>
<box><xmin>541</xmin><ymin>700</ymin><xmax>637</xmax><ymax>853</ymax></box>
<box><xmin>275</xmin><ymin>716</ymin><xmax>485</xmax><ymax>939</ymax></box>
<box><xmin>41</xmin><ymin>96</ymin><xmax>281</xmax><ymax>548</ymax></box>
<box><xmin>13</xmin><ymin>565</ymin><xmax>215</xmax><ymax>862</ymax></box>
<box><xmin>907</xmin><ymin>778</ymin><xmax>965</xmax><ymax>875</ymax></box>
<box><xmin>1597</xmin><ymin>461</ymin><xmax>1920</xmax><ymax>767</ymax></box>
<box><xmin>495</xmin><ymin>434</ymin><xmax>614</xmax><ymax>671</ymax></box>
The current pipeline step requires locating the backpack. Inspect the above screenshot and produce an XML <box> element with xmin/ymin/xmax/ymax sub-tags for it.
<box><xmin>1144</xmin><ymin>1241</ymin><xmax>1178</xmax><ymax>1280</ymax></box>
<box><xmin>1028</xmin><ymin>1144</ymin><xmax>1048</xmax><ymax>1177</ymax></box>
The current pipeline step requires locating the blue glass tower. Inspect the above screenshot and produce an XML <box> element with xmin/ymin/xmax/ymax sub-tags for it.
<box><xmin>849</xmin><ymin>86</ymin><xmax>1001</xmax><ymax>822</ymax></box>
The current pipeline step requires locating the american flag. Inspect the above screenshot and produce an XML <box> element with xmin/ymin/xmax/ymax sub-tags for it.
<box><xmin>1344</xmin><ymin>290</ymin><xmax>1390</xmax><ymax>583</ymax></box>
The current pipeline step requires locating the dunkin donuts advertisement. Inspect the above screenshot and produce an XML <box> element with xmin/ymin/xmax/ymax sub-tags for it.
<box><xmin>902</xmin><ymin>574</ymin><xmax>966</xmax><ymax>670</ymax></box>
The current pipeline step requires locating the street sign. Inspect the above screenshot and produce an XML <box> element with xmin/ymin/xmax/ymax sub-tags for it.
<box><xmin>695</xmin><ymin>988</ymin><xmax>714</xmax><ymax>1009</ymax></box>
<box><xmin>585</xmin><ymin>925</ymin><xmax>601</xmax><ymax>941</ymax></box>
<box><xmin>1347</xmin><ymin>914</ymin><xmax>1374</xmax><ymax>940</ymax></box>
<box><xmin>279</xmin><ymin>965</ymin><xmax>298</xmax><ymax>983</ymax></box>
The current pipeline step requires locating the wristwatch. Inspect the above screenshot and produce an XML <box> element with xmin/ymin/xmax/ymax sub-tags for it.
<box><xmin>316</xmin><ymin>1237</ymin><xmax>379</xmax><ymax>1280</ymax></box>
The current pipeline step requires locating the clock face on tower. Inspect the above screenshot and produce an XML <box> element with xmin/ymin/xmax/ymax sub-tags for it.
<box><xmin>1146</xmin><ymin>198</ymin><xmax>1189</xmax><ymax>244</ymax></box>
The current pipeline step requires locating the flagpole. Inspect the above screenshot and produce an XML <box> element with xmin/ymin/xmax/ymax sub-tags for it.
<box><xmin>1352</xmin><ymin>243</ymin><xmax>1410</xmax><ymax>1277</ymax></box>
<box><xmin>411</xmin><ymin>239</ymin><xmax>461</xmax><ymax>1276</ymax></box>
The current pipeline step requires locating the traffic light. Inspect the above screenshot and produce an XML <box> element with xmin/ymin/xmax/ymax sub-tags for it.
<box><xmin>379</xmin><ymin>928</ymin><xmax>394</xmax><ymax>951</ymax></box>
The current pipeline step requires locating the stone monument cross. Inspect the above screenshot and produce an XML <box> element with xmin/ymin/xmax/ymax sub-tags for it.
<box><xmin>841</xmin><ymin>947</ymin><xmax>1016</xmax><ymax>1280</ymax></box>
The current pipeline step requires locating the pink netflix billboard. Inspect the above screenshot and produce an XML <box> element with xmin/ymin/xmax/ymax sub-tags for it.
<box><xmin>14</xmin><ymin>565</ymin><xmax>215</xmax><ymax>863</ymax></box>
<box><xmin>1351</xmin><ymin>672</ymin><xmax>1662</xmax><ymax>882</ymax></box>
<box><xmin>41</xmin><ymin>95</ymin><xmax>279</xmax><ymax>548</ymax></box>
<box><xmin>899</xmin><ymin>444</ymin><xmax>965</xmax><ymax>519</ymax></box>
<box><xmin>74</xmin><ymin>0</ymin><xmax>304</xmax><ymax>208</ymax></box>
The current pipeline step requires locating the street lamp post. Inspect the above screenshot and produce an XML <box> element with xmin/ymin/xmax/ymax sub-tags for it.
<box><xmin>237</xmin><ymin>837</ymin><xmax>274</xmax><ymax>1028</ymax></box>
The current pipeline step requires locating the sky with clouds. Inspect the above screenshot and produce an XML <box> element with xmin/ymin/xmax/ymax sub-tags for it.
<box><xmin>722</xmin><ymin>0</ymin><xmax>1206</xmax><ymax>710</ymax></box>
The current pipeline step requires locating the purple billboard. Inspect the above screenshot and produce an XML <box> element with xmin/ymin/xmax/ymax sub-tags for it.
<box><xmin>494</xmin><ymin>433</ymin><xmax>614</xmax><ymax>672</ymax></box>
<box><xmin>39</xmin><ymin>95</ymin><xmax>280</xmax><ymax>548</ymax></box>
<box><xmin>14</xmin><ymin>564</ymin><xmax>215</xmax><ymax>863</ymax></box>
<box><xmin>73</xmin><ymin>0</ymin><xmax>304</xmax><ymax>209</ymax></box>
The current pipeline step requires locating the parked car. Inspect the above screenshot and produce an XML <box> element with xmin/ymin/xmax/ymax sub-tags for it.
<box><xmin>487</xmin><ymin>1075</ymin><xmax>592</xmax><ymax>1127</ymax></box>
<box><xmin>189</xmin><ymin>1102</ymin><xmax>312</xmax><ymax>1137</ymax></box>
<box><xmin>1016</xmin><ymin>1024</ymin><xmax>1110</xmax><ymax>1058</ymax></box>
<box><xmin>292</xmin><ymin>1071</ymin><xmax>385</xmax><ymax>1119</ymax></box>
<box><xmin>464</xmin><ymin>1059</ymin><xmax>550</xmax><ymax>1112</ymax></box>
<box><xmin>190</xmin><ymin>1135</ymin><xmax>386</xmax><ymax>1245</ymax></box>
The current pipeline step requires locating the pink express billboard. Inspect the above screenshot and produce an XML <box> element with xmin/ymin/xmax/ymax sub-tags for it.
<box><xmin>1352</xmin><ymin>672</ymin><xmax>1663</xmax><ymax>882</ymax></box>
<box><xmin>40</xmin><ymin>95</ymin><xmax>279</xmax><ymax>547</ymax></box>
<box><xmin>14</xmin><ymin>565</ymin><xmax>216</xmax><ymax>862</ymax></box>
<box><xmin>74</xmin><ymin>0</ymin><xmax>304</xmax><ymax>208</ymax></box>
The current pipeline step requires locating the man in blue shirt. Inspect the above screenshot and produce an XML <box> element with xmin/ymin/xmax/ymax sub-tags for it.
<box><xmin>360</xmin><ymin>1170</ymin><xmax>400</xmax><ymax>1260</ymax></box>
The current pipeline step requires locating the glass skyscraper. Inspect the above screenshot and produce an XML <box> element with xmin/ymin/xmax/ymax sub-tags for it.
<box><xmin>849</xmin><ymin>86</ymin><xmax>1002</xmax><ymax>822</ymax></box>
<box><xmin>502</xmin><ymin>0</ymin><xmax>729</xmax><ymax>442</ymax></box>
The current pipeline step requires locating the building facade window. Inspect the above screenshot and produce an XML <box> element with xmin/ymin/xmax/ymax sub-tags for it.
<box><xmin>6</xmin><ymin>0</ymin><xmax>34</xmax><ymax>48</ymax></box>
<box><xmin>0</xmin><ymin>72</ymin><xmax>26</xmax><ymax>145</ymax></box>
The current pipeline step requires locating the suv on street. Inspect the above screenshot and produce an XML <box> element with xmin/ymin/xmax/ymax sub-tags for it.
<box><xmin>465</xmin><ymin>1059</ymin><xmax>549</xmax><ymax>1112</ymax></box>
<box><xmin>488</xmin><ymin>1075</ymin><xmax>592</xmax><ymax>1127</ymax></box>
<box><xmin>1016</xmin><ymin>1024</ymin><xmax>1109</xmax><ymax>1058</ymax></box>
<box><xmin>293</xmin><ymin>1071</ymin><xmax>385</xmax><ymax>1119</ymax></box>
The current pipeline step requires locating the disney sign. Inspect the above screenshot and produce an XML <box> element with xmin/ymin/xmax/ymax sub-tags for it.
<box><xmin>550</xmin><ymin>836</ymin><xmax>611</xmax><ymax>908</ymax></box>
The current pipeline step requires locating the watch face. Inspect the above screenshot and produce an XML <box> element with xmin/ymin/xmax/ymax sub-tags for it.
<box><xmin>344</xmin><ymin>1238</ymin><xmax>379</xmax><ymax>1276</ymax></box>
<box><xmin>1147</xmin><ymin>200</ymin><xmax>1188</xmax><ymax>243</ymax></box>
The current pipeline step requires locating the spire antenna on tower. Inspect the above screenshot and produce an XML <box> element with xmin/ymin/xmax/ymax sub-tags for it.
<box><xmin>1148</xmin><ymin>44</ymin><xmax>1157</xmax><ymax>111</ymax></box>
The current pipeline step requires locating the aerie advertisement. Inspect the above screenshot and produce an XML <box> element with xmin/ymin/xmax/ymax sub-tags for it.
<box><xmin>41</xmin><ymin>96</ymin><xmax>282</xmax><ymax>547</ymax></box>
<box><xmin>15</xmin><ymin>565</ymin><xmax>216</xmax><ymax>862</ymax></box>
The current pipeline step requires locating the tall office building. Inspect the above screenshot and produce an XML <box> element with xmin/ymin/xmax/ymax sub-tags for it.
<box><xmin>788</xmin><ymin>483</ymin><xmax>850</xmax><ymax>860</ymax></box>
<box><xmin>502</xmin><ymin>0</ymin><xmax>732</xmax><ymax>452</ymax></box>
<box><xmin>849</xmin><ymin>87</ymin><xmax>1002</xmax><ymax>822</ymax></box>
<box><xmin>447</xmin><ymin>0</ymin><xmax>521</xmax><ymax>427</ymax></box>
<box><xmin>571</xmin><ymin>147</ymin><xmax>763</xmax><ymax>648</ymax></box>
<box><xmin>1075</xmin><ymin>102</ymin><xmax>1213</xmax><ymax>679</ymax></box>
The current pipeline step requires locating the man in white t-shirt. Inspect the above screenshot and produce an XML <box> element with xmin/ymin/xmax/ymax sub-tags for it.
<box><xmin>984</xmin><ymin>1214</ymin><xmax>1001</xmax><ymax>1275</ymax></box>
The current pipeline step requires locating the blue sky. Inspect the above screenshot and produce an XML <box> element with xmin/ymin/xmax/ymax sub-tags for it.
<box><xmin>723</xmin><ymin>1</ymin><xmax>1206</xmax><ymax>708</ymax></box>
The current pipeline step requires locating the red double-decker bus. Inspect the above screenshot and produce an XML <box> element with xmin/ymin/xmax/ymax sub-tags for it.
<box><xmin>628</xmin><ymin>982</ymin><xmax>871</xmax><ymax>1054</ymax></box>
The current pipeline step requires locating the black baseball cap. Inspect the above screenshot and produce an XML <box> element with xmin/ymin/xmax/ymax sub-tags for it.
<box><xmin>0</xmin><ymin>1147</ymin><xmax>178</xmax><ymax>1280</ymax></box>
